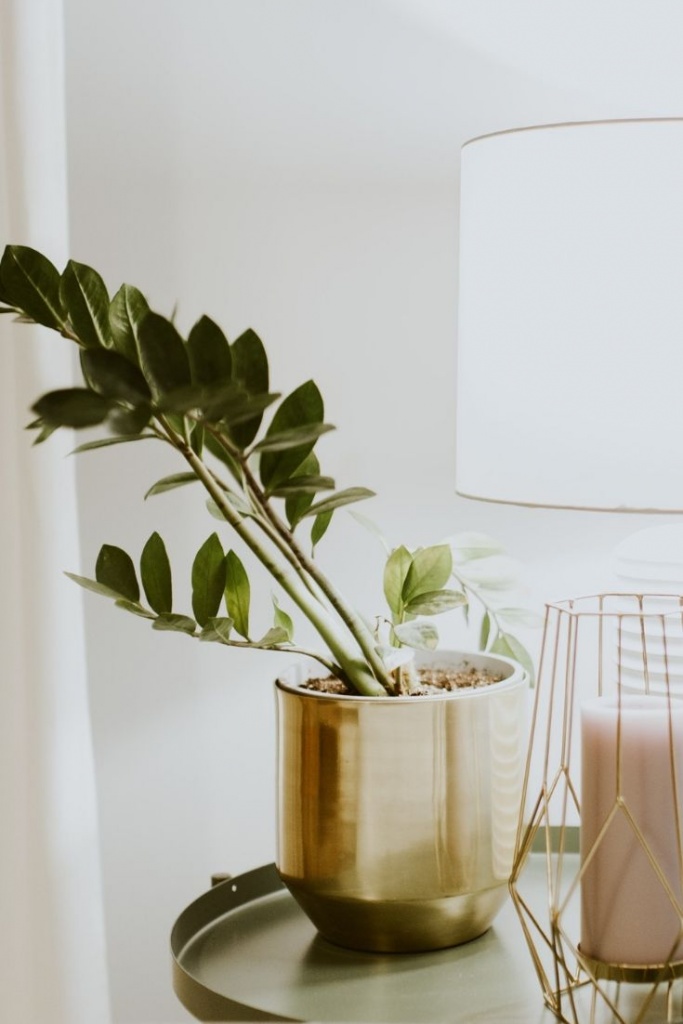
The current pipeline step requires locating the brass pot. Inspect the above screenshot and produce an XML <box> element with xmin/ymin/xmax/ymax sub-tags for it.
<box><xmin>275</xmin><ymin>650</ymin><xmax>528</xmax><ymax>953</ymax></box>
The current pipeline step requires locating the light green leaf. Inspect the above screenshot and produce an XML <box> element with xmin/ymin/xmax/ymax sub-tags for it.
<box><xmin>138</xmin><ymin>312</ymin><xmax>191</xmax><ymax>397</ymax></box>
<box><xmin>449</xmin><ymin>532</ymin><xmax>505</xmax><ymax>562</ymax></box>
<box><xmin>65</xmin><ymin>571</ymin><xmax>126</xmax><ymax>601</ymax></box>
<box><xmin>187</xmin><ymin>315</ymin><xmax>232</xmax><ymax>385</ymax></box>
<box><xmin>191</xmin><ymin>534</ymin><xmax>226</xmax><ymax>627</ymax></box>
<box><xmin>302</xmin><ymin>487</ymin><xmax>375</xmax><ymax>519</ymax></box>
<box><xmin>253</xmin><ymin>625</ymin><xmax>290</xmax><ymax>648</ymax></box>
<box><xmin>0</xmin><ymin>245</ymin><xmax>66</xmax><ymax>330</ymax></box>
<box><xmin>224</xmin><ymin>550</ymin><xmax>250</xmax><ymax>639</ymax></box>
<box><xmin>109</xmin><ymin>283</ymin><xmax>149</xmax><ymax>364</ymax></box>
<box><xmin>153</xmin><ymin>613</ymin><xmax>197</xmax><ymax>634</ymax></box>
<box><xmin>272</xmin><ymin>596</ymin><xmax>294</xmax><ymax>641</ymax></box>
<box><xmin>144</xmin><ymin>473</ymin><xmax>198</xmax><ymax>499</ymax></box>
<box><xmin>140</xmin><ymin>532</ymin><xmax>172</xmax><ymax>614</ymax></box>
<box><xmin>491</xmin><ymin>632</ymin><xmax>536</xmax><ymax>685</ymax></box>
<box><xmin>311</xmin><ymin>510</ymin><xmax>333</xmax><ymax>554</ymax></box>
<box><xmin>393</xmin><ymin>621</ymin><xmax>439</xmax><ymax>650</ymax></box>
<box><xmin>403</xmin><ymin>589</ymin><xmax>467</xmax><ymax>616</ymax></box>
<box><xmin>496</xmin><ymin>607</ymin><xmax>545</xmax><ymax>628</ymax></box>
<box><xmin>402</xmin><ymin>544</ymin><xmax>453</xmax><ymax>604</ymax></box>
<box><xmin>32</xmin><ymin>388</ymin><xmax>113</xmax><ymax>428</ymax></box>
<box><xmin>95</xmin><ymin>544</ymin><xmax>140</xmax><ymax>602</ymax></box>
<box><xmin>383</xmin><ymin>545</ymin><xmax>413</xmax><ymax>616</ymax></box>
<box><xmin>457</xmin><ymin>556</ymin><xmax>520</xmax><ymax>591</ymax></box>
<box><xmin>200</xmin><ymin>617</ymin><xmax>235</xmax><ymax>643</ymax></box>
<box><xmin>348</xmin><ymin>510</ymin><xmax>391</xmax><ymax>554</ymax></box>
<box><xmin>479</xmin><ymin>611</ymin><xmax>492</xmax><ymax>650</ymax></box>
<box><xmin>114</xmin><ymin>599</ymin><xmax>156</xmax><ymax>619</ymax></box>
<box><xmin>60</xmin><ymin>260</ymin><xmax>112</xmax><ymax>348</ymax></box>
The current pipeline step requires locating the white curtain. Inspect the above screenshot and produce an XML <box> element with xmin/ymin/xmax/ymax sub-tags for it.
<box><xmin>0</xmin><ymin>1</ymin><xmax>112</xmax><ymax>1021</ymax></box>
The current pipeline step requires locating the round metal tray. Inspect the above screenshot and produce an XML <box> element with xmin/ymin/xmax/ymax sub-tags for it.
<box><xmin>171</xmin><ymin>860</ymin><xmax>554</xmax><ymax>1022</ymax></box>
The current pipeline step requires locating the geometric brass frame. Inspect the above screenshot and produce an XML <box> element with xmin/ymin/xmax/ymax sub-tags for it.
<box><xmin>510</xmin><ymin>594</ymin><xmax>683</xmax><ymax>1024</ymax></box>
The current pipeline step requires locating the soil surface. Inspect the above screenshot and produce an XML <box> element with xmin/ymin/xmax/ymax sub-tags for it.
<box><xmin>302</xmin><ymin>664</ymin><xmax>504</xmax><ymax>697</ymax></box>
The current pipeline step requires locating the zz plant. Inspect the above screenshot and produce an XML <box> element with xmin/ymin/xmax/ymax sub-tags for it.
<box><xmin>0</xmin><ymin>244</ymin><xmax>534</xmax><ymax>696</ymax></box>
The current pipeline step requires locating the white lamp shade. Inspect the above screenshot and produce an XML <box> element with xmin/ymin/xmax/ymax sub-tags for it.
<box><xmin>456</xmin><ymin>119</ymin><xmax>683</xmax><ymax>512</ymax></box>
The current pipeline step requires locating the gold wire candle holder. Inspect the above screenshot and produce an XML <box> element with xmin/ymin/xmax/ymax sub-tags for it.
<box><xmin>511</xmin><ymin>594</ymin><xmax>683</xmax><ymax>1024</ymax></box>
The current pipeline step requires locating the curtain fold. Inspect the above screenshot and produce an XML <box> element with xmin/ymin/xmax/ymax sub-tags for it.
<box><xmin>0</xmin><ymin>1</ymin><xmax>112</xmax><ymax>1021</ymax></box>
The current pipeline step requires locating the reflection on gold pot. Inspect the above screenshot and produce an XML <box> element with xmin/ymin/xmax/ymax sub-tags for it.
<box><xmin>276</xmin><ymin>650</ymin><xmax>528</xmax><ymax>953</ymax></box>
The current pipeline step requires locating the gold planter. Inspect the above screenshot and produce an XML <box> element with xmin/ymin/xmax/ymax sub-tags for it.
<box><xmin>275</xmin><ymin>650</ymin><xmax>528</xmax><ymax>953</ymax></box>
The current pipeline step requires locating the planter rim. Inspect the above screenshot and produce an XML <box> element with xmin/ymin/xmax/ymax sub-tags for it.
<box><xmin>275</xmin><ymin>649</ymin><xmax>528</xmax><ymax>703</ymax></box>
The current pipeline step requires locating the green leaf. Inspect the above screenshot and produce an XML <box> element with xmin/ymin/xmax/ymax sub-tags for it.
<box><xmin>403</xmin><ymin>589</ymin><xmax>467</xmax><ymax>616</ymax></box>
<box><xmin>156</xmin><ymin>380</ymin><xmax>242</xmax><ymax>416</ymax></box>
<box><xmin>496</xmin><ymin>607</ymin><xmax>545</xmax><ymax>628</ymax></box>
<box><xmin>114</xmin><ymin>599</ymin><xmax>156</xmax><ymax>619</ymax></box>
<box><xmin>187</xmin><ymin>315</ymin><xmax>232</xmax><ymax>385</ymax></box>
<box><xmin>302</xmin><ymin>487</ymin><xmax>375</xmax><ymax>519</ymax></box>
<box><xmin>393</xmin><ymin>621</ymin><xmax>439</xmax><ymax>650</ymax></box>
<box><xmin>109</xmin><ymin>283</ymin><xmax>149</xmax><ymax>364</ymax></box>
<box><xmin>348</xmin><ymin>510</ymin><xmax>391</xmax><ymax>554</ymax></box>
<box><xmin>60</xmin><ymin>260</ymin><xmax>112</xmax><ymax>347</ymax></box>
<box><xmin>271</xmin><ymin>475</ymin><xmax>335</xmax><ymax>497</ymax></box>
<box><xmin>0</xmin><ymin>245</ymin><xmax>66</xmax><ymax>329</ymax></box>
<box><xmin>224</xmin><ymin>550</ymin><xmax>250</xmax><ymax>639</ymax></box>
<box><xmin>153</xmin><ymin>613</ymin><xmax>197</xmax><ymax>634</ymax></box>
<box><xmin>203</xmin><ymin>431</ymin><xmax>243</xmax><ymax>483</ymax></box>
<box><xmin>218</xmin><ymin>391</ymin><xmax>281</xmax><ymax>426</ymax></box>
<box><xmin>199</xmin><ymin>616</ymin><xmax>235</xmax><ymax>643</ymax></box>
<box><xmin>272</xmin><ymin>596</ymin><xmax>294</xmax><ymax>641</ymax></box>
<box><xmin>205</xmin><ymin>490</ymin><xmax>254</xmax><ymax>522</ymax></box>
<box><xmin>491</xmin><ymin>632</ymin><xmax>536</xmax><ymax>685</ymax></box>
<box><xmin>191</xmin><ymin>534</ymin><xmax>226</xmax><ymax>627</ymax></box>
<box><xmin>383</xmin><ymin>546</ymin><xmax>413</xmax><ymax>616</ymax></box>
<box><xmin>32</xmin><ymin>388</ymin><xmax>113</xmax><ymax>428</ymax></box>
<box><xmin>80</xmin><ymin>348</ymin><xmax>151</xmax><ymax>403</ymax></box>
<box><xmin>144</xmin><ymin>473</ymin><xmax>198</xmax><ymax>499</ymax></box>
<box><xmin>258</xmin><ymin>380</ymin><xmax>326</xmax><ymax>491</ymax></box>
<box><xmin>255</xmin><ymin>422</ymin><xmax>334</xmax><ymax>454</ymax></box>
<box><xmin>107</xmin><ymin>403</ymin><xmax>152</xmax><ymax>436</ymax></box>
<box><xmin>284</xmin><ymin>453</ymin><xmax>320</xmax><ymax>528</ymax></box>
<box><xmin>479</xmin><ymin>611</ymin><xmax>492</xmax><ymax>650</ymax></box>
<box><xmin>253</xmin><ymin>625</ymin><xmax>290</xmax><ymax>648</ymax></box>
<box><xmin>229</xmin><ymin>328</ymin><xmax>269</xmax><ymax>447</ymax></box>
<box><xmin>95</xmin><ymin>544</ymin><xmax>140</xmax><ymax>602</ymax></box>
<box><xmin>137</xmin><ymin>312</ymin><xmax>191</xmax><ymax>396</ymax></box>
<box><xmin>450</xmin><ymin>532</ymin><xmax>505</xmax><ymax>562</ymax></box>
<box><xmin>71</xmin><ymin>433</ymin><xmax>157</xmax><ymax>455</ymax></box>
<box><xmin>402</xmin><ymin>544</ymin><xmax>453</xmax><ymax>604</ymax></box>
<box><xmin>140</xmin><ymin>532</ymin><xmax>172</xmax><ymax>614</ymax></box>
<box><xmin>65</xmin><ymin>571</ymin><xmax>127</xmax><ymax>601</ymax></box>
<box><xmin>311</xmin><ymin>510</ymin><xmax>333</xmax><ymax>553</ymax></box>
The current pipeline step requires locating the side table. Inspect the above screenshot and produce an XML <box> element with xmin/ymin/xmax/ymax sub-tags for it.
<box><xmin>171</xmin><ymin>856</ymin><xmax>561</xmax><ymax>1022</ymax></box>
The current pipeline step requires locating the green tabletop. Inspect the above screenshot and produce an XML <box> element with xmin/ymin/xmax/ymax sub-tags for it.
<box><xmin>171</xmin><ymin>856</ymin><xmax>561</xmax><ymax>1022</ymax></box>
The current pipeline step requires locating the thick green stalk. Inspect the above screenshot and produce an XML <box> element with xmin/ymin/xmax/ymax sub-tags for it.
<box><xmin>160</xmin><ymin>420</ymin><xmax>388</xmax><ymax>696</ymax></box>
<box><xmin>237</xmin><ymin>455</ymin><xmax>394</xmax><ymax>692</ymax></box>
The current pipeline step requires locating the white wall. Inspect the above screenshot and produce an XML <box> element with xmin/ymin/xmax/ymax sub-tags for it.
<box><xmin>62</xmin><ymin>2</ymin><xmax>670</xmax><ymax>1020</ymax></box>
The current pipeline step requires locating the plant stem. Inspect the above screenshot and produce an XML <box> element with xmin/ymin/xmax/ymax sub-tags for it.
<box><xmin>238</xmin><ymin>458</ymin><xmax>394</xmax><ymax>691</ymax></box>
<box><xmin>158</xmin><ymin>418</ymin><xmax>388</xmax><ymax>696</ymax></box>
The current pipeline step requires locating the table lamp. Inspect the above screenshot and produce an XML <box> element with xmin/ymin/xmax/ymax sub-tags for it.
<box><xmin>456</xmin><ymin>119</ymin><xmax>683</xmax><ymax>1024</ymax></box>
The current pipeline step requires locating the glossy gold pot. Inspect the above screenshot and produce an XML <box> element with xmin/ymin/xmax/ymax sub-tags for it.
<box><xmin>275</xmin><ymin>650</ymin><xmax>528</xmax><ymax>953</ymax></box>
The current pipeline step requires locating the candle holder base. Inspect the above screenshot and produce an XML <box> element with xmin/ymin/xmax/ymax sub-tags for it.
<box><xmin>577</xmin><ymin>947</ymin><xmax>683</xmax><ymax>985</ymax></box>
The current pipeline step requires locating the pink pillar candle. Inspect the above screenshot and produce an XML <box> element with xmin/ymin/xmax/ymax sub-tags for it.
<box><xmin>581</xmin><ymin>694</ymin><xmax>683</xmax><ymax>966</ymax></box>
